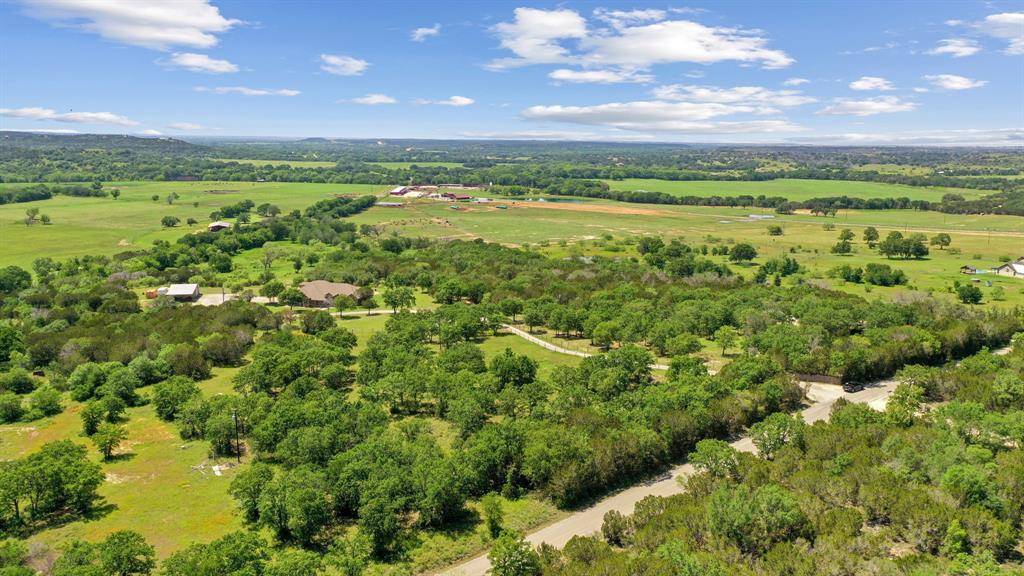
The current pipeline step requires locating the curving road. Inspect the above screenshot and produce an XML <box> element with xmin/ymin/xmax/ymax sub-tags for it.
<box><xmin>501</xmin><ymin>325</ymin><xmax>671</xmax><ymax>370</ymax></box>
<box><xmin>438</xmin><ymin>342</ymin><xmax>1013</xmax><ymax>576</ymax></box>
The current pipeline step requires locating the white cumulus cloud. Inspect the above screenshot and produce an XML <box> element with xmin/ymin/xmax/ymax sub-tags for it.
<box><xmin>0</xmin><ymin>106</ymin><xmax>139</xmax><ymax>126</ymax></box>
<box><xmin>415</xmin><ymin>96</ymin><xmax>475</xmax><ymax>106</ymax></box>
<box><xmin>161</xmin><ymin>52</ymin><xmax>238</xmax><ymax>73</ymax></box>
<box><xmin>350</xmin><ymin>93</ymin><xmax>397</xmax><ymax>105</ymax></box>
<box><xmin>924</xmin><ymin>74</ymin><xmax>987</xmax><ymax>90</ymax></box>
<box><xmin>488</xmin><ymin>7</ymin><xmax>793</xmax><ymax>71</ymax></box>
<box><xmin>973</xmin><ymin>12</ymin><xmax>1024</xmax><ymax>55</ymax></box>
<box><xmin>849</xmin><ymin>76</ymin><xmax>895</xmax><ymax>91</ymax></box>
<box><xmin>782</xmin><ymin>77</ymin><xmax>810</xmax><ymax>86</ymax></box>
<box><xmin>818</xmin><ymin>96</ymin><xmax>917</xmax><ymax>116</ymax></box>
<box><xmin>320</xmin><ymin>54</ymin><xmax>369</xmax><ymax>76</ymax></box>
<box><xmin>21</xmin><ymin>0</ymin><xmax>240</xmax><ymax>50</ymax></box>
<box><xmin>140</xmin><ymin>129</ymin><xmax>163</xmax><ymax>135</ymax></box>
<box><xmin>194</xmin><ymin>86</ymin><xmax>300</xmax><ymax>96</ymax></box>
<box><xmin>651</xmin><ymin>85</ymin><xmax>816</xmax><ymax>108</ymax></box>
<box><xmin>592</xmin><ymin>8</ymin><xmax>666</xmax><ymax>28</ymax></box>
<box><xmin>549</xmin><ymin>68</ymin><xmax>653</xmax><ymax>84</ymax></box>
<box><xmin>926</xmin><ymin>38</ymin><xmax>981</xmax><ymax>58</ymax></box>
<box><xmin>411</xmin><ymin>23</ymin><xmax>441</xmax><ymax>42</ymax></box>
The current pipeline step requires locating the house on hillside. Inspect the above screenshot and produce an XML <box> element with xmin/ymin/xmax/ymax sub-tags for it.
<box><xmin>960</xmin><ymin>265</ymin><xmax>977</xmax><ymax>275</ymax></box>
<box><xmin>208</xmin><ymin>221</ymin><xmax>232</xmax><ymax>232</ymax></box>
<box><xmin>298</xmin><ymin>280</ymin><xmax>360</xmax><ymax>307</ymax></box>
<box><xmin>164</xmin><ymin>283</ymin><xmax>200</xmax><ymax>301</ymax></box>
<box><xmin>994</xmin><ymin>258</ymin><xmax>1024</xmax><ymax>278</ymax></box>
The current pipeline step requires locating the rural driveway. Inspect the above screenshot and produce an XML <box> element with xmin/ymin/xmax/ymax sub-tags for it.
<box><xmin>501</xmin><ymin>325</ymin><xmax>670</xmax><ymax>370</ymax></box>
<box><xmin>439</xmin><ymin>377</ymin><xmax>899</xmax><ymax>576</ymax></box>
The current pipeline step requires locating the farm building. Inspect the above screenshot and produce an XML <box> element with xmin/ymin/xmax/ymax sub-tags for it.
<box><xmin>389</xmin><ymin>186</ymin><xmax>408</xmax><ymax>196</ymax></box>
<box><xmin>376</xmin><ymin>201</ymin><xmax>404</xmax><ymax>207</ymax></box>
<box><xmin>994</xmin><ymin>258</ymin><xmax>1024</xmax><ymax>277</ymax></box>
<box><xmin>442</xmin><ymin>192</ymin><xmax>472</xmax><ymax>201</ymax></box>
<box><xmin>298</xmin><ymin>280</ymin><xmax>360</xmax><ymax>307</ymax></box>
<box><xmin>960</xmin><ymin>265</ymin><xmax>977</xmax><ymax>274</ymax></box>
<box><xmin>163</xmin><ymin>284</ymin><xmax>200</xmax><ymax>302</ymax></box>
<box><xmin>208</xmin><ymin>221</ymin><xmax>232</xmax><ymax>232</ymax></box>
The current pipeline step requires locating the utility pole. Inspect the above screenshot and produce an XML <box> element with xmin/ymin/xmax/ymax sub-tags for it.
<box><xmin>232</xmin><ymin>409</ymin><xmax>240</xmax><ymax>463</ymax></box>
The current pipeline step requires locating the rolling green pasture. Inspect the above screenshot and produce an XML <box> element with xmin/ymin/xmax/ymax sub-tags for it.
<box><xmin>212</xmin><ymin>158</ymin><xmax>338</xmax><ymax>168</ymax></box>
<box><xmin>602</xmin><ymin>178</ymin><xmax>984</xmax><ymax>202</ymax></box>
<box><xmin>348</xmin><ymin>197</ymin><xmax>1024</xmax><ymax>307</ymax></box>
<box><xmin>0</xmin><ymin>181</ymin><xmax>389</xmax><ymax>268</ymax></box>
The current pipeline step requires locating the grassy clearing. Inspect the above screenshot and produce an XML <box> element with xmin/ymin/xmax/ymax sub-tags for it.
<box><xmin>0</xmin><ymin>368</ymin><xmax>248</xmax><ymax>559</ymax></box>
<box><xmin>0</xmin><ymin>181</ymin><xmax>389</xmax><ymax>269</ymax></box>
<box><xmin>601</xmin><ymin>178</ymin><xmax>984</xmax><ymax>202</ymax></box>
<box><xmin>407</xmin><ymin>495</ymin><xmax>559</xmax><ymax>573</ymax></box>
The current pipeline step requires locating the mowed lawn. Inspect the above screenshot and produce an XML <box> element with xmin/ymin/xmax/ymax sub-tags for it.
<box><xmin>602</xmin><ymin>178</ymin><xmax>986</xmax><ymax>202</ymax></box>
<box><xmin>0</xmin><ymin>366</ymin><xmax>247</xmax><ymax>559</ymax></box>
<box><xmin>0</xmin><ymin>181</ymin><xmax>389</xmax><ymax>268</ymax></box>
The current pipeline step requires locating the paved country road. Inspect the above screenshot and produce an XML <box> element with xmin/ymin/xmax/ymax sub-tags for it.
<box><xmin>438</xmin><ymin>343</ymin><xmax>1013</xmax><ymax>576</ymax></box>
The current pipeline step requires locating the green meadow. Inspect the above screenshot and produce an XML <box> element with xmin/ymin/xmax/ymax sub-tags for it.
<box><xmin>0</xmin><ymin>181</ymin><xmax>389</xmax><ymax>268</ymax></box>
<box><xmin>602</xmin><ymin>177</ymin><xmax>985</xmax><ymax>202</ymax></box>
<box><xmin>346</xmin><ymin>197</ymin><xmax>1024</xmax><ymax>308</ymax></box>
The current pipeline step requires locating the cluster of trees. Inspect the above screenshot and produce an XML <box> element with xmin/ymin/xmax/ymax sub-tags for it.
<box><xmin>829</xmin><ymin>262</ymin><xmax>908</xmax><ymax>286</ymax></box>
<box><xmin>219</xmin><ymin>304</ymin><xmax>803</xmax><ymax>556</ymax></box>
<box><xmin>878</xmin><ymin>230</ymin><xmax>930</xmax><ymax>259</ymax></box>
<box><xmin>532</xmin><ymin>344</ymin><xmax>1024</xmax><ymax>576</ymax></box>
<box><xmin>0</xmin><ymin>441</ymin><xmax>103</xmax><ymax>532</ymax></box>
<box><xmin>0</xmin><ymin>182</ymin><xmax>106</xmax><ymax>205</ymax></box>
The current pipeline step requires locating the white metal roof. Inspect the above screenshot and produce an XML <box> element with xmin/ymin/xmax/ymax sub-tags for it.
<box><xmin>166</xmin><ymin>283</ymin><xmax>199</xmax><ymax>296</ymax></box>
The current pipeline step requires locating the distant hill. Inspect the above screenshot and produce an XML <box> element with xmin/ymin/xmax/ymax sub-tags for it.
<box><xmin>0</xmin><ymin>131</ymin><xmax>205</xmax><ymax>153</ymax></box>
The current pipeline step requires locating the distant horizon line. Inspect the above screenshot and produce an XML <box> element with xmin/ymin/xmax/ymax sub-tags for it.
<box><xmin>2</xmin><ymin>129</ymin><xmax>1022</xmax><ymax>149</ymax></box>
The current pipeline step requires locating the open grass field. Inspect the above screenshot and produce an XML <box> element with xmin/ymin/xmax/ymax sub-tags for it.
<box><xmin>347</xmin><ymin>196</ymin><xmax>1024</xmax><ymax>308</ymax></box>
<box><xmin>601</xmin><ymin>178</ymin><xmax>985</xmax><ymax>202</ymax></box>
<box><xmin>4</xmin><ymin>179</ymin><xmax>1023</xmax><ymax>309</ymax></box>
<box><xmin>212</xmin><ymin>158</ymin><xmax>339</xmax><ymax>168</ymax></box>
<box><xmin>0</xmin><ymin>366</ymin><xmax>247</xmax><ymax>559</ymax></box>
<box><xmin>0</xmin><ymin>181</ymin><xmax>389</xmax><ymax>269</ymax></box>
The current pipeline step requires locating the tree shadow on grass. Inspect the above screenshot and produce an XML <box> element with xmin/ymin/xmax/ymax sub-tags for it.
<box><xmin>105</xmin><ymin>451</ymin><xmax>136</xmax><ymax>463</ymax></box>
<box><xmin>14</xmin><ymin>500</ymin><xmax>118</xmax><ymax>538</ymax></box>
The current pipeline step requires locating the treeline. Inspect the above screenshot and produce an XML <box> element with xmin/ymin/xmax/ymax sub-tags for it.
<box><xmin>0</xmin><ymin>182</ymin><xmax>107</xmax><ymax>205</ymax></box>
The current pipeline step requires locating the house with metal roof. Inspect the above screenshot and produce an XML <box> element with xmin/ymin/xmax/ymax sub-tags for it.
<box><xmin>164</xmin><ymin>283</ymin><xmax>201</xmax><ymax>301</ymax></box>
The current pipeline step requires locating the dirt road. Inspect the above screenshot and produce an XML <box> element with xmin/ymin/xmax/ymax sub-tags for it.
<box><xmin>501</xmin><ymin>325</ymin><xmax>670</xmax><ymax>370</ymax></box>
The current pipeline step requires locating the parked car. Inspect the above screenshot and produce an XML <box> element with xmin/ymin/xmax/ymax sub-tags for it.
<box><xmin>842</xmin><ymin>381</ymin><xmax>865</xmax><ymax>393</ymax></box>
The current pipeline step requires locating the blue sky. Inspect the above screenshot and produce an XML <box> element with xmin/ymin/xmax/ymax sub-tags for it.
<box><xmin>1</xmin><ymin>0</ymin><xmax>1021</xmax><ymax>145</ymax></box>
